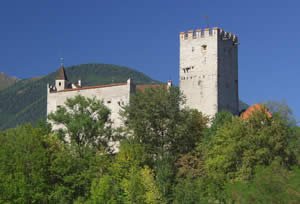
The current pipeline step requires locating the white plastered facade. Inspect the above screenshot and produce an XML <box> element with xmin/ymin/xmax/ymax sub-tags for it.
<box><xmin>47</xmin><ymin>79</ymin><xmax>134</xmax><ymax>129</ymax></box>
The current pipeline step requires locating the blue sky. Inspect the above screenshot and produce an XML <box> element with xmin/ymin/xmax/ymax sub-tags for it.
<box><xmin>0</xmin><ymin>0</ymin><xmax>299</xmax><ymax>123</ymax></box>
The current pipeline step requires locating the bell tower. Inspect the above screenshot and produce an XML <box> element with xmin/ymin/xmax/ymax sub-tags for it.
<box><xmin>179</xmin><ymin>27</ymin><xmax>239</xmax><ymax>117</ymax></box>
<box><xmin>55</xmin><ymin>64</ymin><xmax>68</xmax><ymax>91</ymax></box>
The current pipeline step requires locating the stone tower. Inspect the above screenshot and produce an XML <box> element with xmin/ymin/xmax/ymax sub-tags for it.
<box><xmin>179</xmin><ymin>27</ymin><xmax>239</xmax><ymax>117</ymax></box>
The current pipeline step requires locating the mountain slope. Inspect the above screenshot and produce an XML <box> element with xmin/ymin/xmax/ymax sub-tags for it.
<box><xmin>0</xmin><ymin>63</ymin><xmax>161</xmax><ymax>130</ymax></box>
<box><xmin>0</xmin><ymin>72</ymin><xmax>18</xmax><ymax>89</ymax></box>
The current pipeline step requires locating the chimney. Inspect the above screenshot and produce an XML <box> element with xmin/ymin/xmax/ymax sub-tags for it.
<box><xmin>78</xmin><ymin>79</ymin><xmax>81</xmax><ymax>87</ymax></box>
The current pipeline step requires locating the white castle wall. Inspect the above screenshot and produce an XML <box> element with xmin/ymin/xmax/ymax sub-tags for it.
<box><xmin>180</xmin><ymin>27</ymin><xmax>239</xmax><ymax>117</ymax></box>
<box><xmin>47</xmin><ymin>79</ymin><xmax>133</xmax><ymax>129</ymax></box>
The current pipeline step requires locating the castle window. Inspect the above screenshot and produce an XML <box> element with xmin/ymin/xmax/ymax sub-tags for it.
<box><xmin>59</xmin><ymin>82</ymin><xmax>61</xmax><ymax>86</ymax></box>
<box><xmin>201</xmin><ymin>45</ymin><xmax>207</xmax><ymax>50</ymax></box>
<box><xmin>107</xmin><ymin>100</ymin><xmax>111</xmax><ymax>104</ymax></box>
<box><xmin>57</xmin><ymin>105</ymin><xmax>61</xmax><ymax>109</ymax></box>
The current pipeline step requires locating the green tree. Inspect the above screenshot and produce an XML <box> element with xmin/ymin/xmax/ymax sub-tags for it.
<box><xmin>226</xmin><ymin>161</ymin><xmax>300</xmax><ymax>204</ymax></box>
<box><xmin>141</xmin><ymin>166</ymin><xmax>162</xmax><ymax>204</ymax></box>
<box><xmin>47</xmin><ymin>95</ymin><xmax>116</xmax><ymax>202</ymax></box>
<box><xmin>174</xmin><ymin>178</ymin><xmax>207</xmax><ymax>204</ymax></box>
<box><xmin>48</xmin><ymin>95</ymin><xmax>113</xmax><ymax>155</ymax></box>
<box><xmin>176</xmin><ymin>145</ymin><xmax>206</xmax><ymax>179</ymax></box>
<box><xmin>290</xmin><ymin>126</ymin><xmax>300</xmax><ymax>164</ymax></box>
<box><xmin>264</xmin><ymin>100</ymin><xmax>297</xmax><ymax>126</ymax></box>
<box><xmin>49</xmin><ymin>143</ymin><xmax>111</xmax><ymax>203</ymax></box>
<box><xmin>121</xmin><ymin>87</ymin><xmax>208</xmax><ymax>203</ymax></box>
<box><xmin>0</xmin><ymin>124</ymin><xmax>55</xmax><ymax>203</ymax></box>
<box><xmin>122</xmin><ymin>86</ymin><xmax>208</xmax><ymax>158</ymax></box>
<box><xmin>154</xmin><ymin>155</ymin><xmax>176</xmax><ymax>203</ymax></box>
<box><xmin>89</xmin><ymin>140</ymin><xmax>153</xmax><ymax>203</ymax></box>
<box><xmin>205</xmin><ymin>110</ymin><xmax>295</xmax><ymax>186</ymax></box>
<box><xmin>203</xmin><ymin>111</ymin><xmax>233</xmax><ymax>151</ymax></box>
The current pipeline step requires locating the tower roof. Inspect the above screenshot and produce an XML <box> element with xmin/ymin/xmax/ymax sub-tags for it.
<box><xmin>56</xmin><ymin>65</ymin><xmax>68</xmax><ymax>81</ymax></box>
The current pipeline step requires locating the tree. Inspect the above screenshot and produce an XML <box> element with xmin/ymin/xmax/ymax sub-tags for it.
<box><xmin>0</xmin><ymin>124</ymin><xmax>55</xmax><ymax>203</ymax></box>
<box><xmin>140</xmin><ymin>166</ymin><xmax>162</xmax><ymax>204</ymax></box>
<box><xmin>176</xmin><ymin>145</ymin><xmax>206</xmax><ymax>179</ymax></box>
<box><xmin>173</xmin><ymin>178</ymin><xmax>206</xmax><ymax>204</ymax></box>
<box><xmin>154</xmin><ymin>155</ymin><xmax>176</xmax><ymax>203</ymax></box>
<box><xmin>290</xmin><ymin>126</ymin><xmax>300</xmax><ymax>165</ymax></box>
<box><xmin>89</xmin><ymin>140</ymin><xmax>161</xmax><ymax>203</ymax></box>
<box><xmin>264</xmin><ymin>100</ymin><xmax>297</xmax><ymax>126</ymax></box>
<box><xmin>205</xmin><ymin>110</ymin><xmax>295</xmax><ymax>186</ymax></box>
<box><xmin>48</xmin><ymin>95</ymin><xmax>113</xmax><ymax>155</ymax></box>
<box><xmin>121</xmin><ymin>86</ymin><xmax>208</xmax><ymax>158</ymax></box>
<box><xmin>203</xmin><ymin>111</ymin><xmax>233</xmax><ymax>151</ymax></box>
<box><xmin>225</xmin><ymin>161</ymin><xmax>300</xmax><ymax>203</ymax></box>
<box><xmin>49</xmin><ymin>143</ymin><xmax>111</xmax><ymax>203</ymax></box>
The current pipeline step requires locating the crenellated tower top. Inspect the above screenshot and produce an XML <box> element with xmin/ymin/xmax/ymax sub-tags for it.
<box><xmin>179</xmin><ymin>26</ymin><xmax>239</xmax><ymax>117</ymax></box>
<box><xmin>179</xmin><ymin>27</ymin><xmax>238</xmax><ymax>42</ymax></box>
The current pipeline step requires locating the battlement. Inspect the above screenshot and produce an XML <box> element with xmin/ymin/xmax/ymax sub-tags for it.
<box><xmin>180</xmin><ymin>27</ymin><xmax>238</xmax><ymax>42</ymax></box>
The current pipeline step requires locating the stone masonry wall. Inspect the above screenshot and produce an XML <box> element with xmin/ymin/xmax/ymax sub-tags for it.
<box><xmin>180</xmin><ymin>27</ymin><xmax>239</xmax><ymax>117</ymax></box>
<box><xmin>180</xmin><ymin>28</ymin><xmax>219</xmax><ymax>117</ymax></box>
<box><xmin>217</xmin><ymin>29</ymin><xmax>239</xmax><ymax>114</ymax></box>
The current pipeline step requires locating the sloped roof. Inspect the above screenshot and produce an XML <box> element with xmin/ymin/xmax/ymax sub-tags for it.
<box><xmin>57</xmin><ymin>83</ymin><xmax>127</xmax><ymax>92</ymax></box>
<box><xmin>241</xmin><ymin>104</ymin><xmax>272</xmax><ymax>120</ymax></box>
<box><xmin>56</xmin><ymin>65</ymin><xmax>68</xmax><ymax>81</ymax></box>
<box><xmin>136</xmin><ymin>84</ymin><xmax>168</xmax><ymax>92</ymax></box>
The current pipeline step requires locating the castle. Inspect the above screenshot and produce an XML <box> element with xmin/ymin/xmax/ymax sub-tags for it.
<box><xmin>47</xmin><ymin>27</ymin><xmax>239</xmax><ymax>127</ymax></box>
<box><xmin>47</xmin><ymin>67</ymin><xmax>172</xmax><ymax>128</ymax></box>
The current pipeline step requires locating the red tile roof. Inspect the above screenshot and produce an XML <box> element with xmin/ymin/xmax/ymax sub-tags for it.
<box><xmin>136</xmin><ymin>84</ymin><xmax>167</xmax><ymax>92</ymax></box>
<box><xmin>241</xmin><ymin>104</ymin><xmax>272</xmax><ymax>120</ymax></box>
<box><xmin>57</xmin><ymin>83</ymin><xmax>127</xmax><ymax>93</ymax></box>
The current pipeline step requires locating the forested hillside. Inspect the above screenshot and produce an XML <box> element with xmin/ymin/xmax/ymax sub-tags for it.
<box><xmin>0</xmin><ymin>72</ymin><xmax>18</xmax><ymax>89</ymax></box>
<box><xmin>0</xmin><ymin>63</ymin><xmax>160</xmax><ymax>130</ymax></box>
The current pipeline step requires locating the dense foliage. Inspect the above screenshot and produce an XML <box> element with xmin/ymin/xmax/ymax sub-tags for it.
<box><xmin>0</xmin><ymin>63</ymin><xmax>160</xmax><ymax>130</ymax></box>
<box><xmin>0</xmin><ymin>87</ymin><xmax>299</xmax><ymax>203</ymax></box>
<box><xmin>48</xmin><ymin>95</ymin><xmax>113</xmax><ymax>155</ymax></box>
